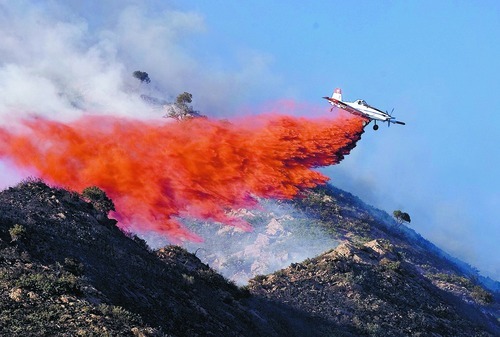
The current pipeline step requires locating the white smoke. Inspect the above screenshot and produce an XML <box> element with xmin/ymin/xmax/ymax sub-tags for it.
<box><xmin>0</xmin><ymin>2</ymin><xmax>150</xmax><ymax>122</ymax></box>
<box><xmin>0</xmin><ymin>1</ymin><xmax>280</xmax><ymax>125</ymax></box>
<box><xmin>143</xmin><ymin>199</ymin><xmax>338</xmax><ymax>285</ymax></box>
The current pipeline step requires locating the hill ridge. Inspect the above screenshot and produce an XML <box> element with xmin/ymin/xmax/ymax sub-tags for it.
<box><xmin>0</xmin><ymin>179</ymin><xmax>497</xmax><ymax>336</ymax></box>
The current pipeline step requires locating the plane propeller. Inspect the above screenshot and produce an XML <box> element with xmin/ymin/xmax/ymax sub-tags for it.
<box><xmin>386</xmin><ymin>108</ymin><xmax>395</xmax><ymax>127</ymax></box>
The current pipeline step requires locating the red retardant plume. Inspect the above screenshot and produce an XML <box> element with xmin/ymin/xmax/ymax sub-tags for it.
<box><xmin>0</xmin><ymin>112</ymin><xmax>365</xmax><ymax>241</ymax></box>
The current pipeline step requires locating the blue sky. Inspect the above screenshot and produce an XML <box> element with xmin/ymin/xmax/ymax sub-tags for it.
<box><xmin>0</xmin><ymin>1</ymin><xmax>498</xmax><ymax>280</ymax></box>
<box><xmin>180</xmin><ymin>1</ymin><xmax>500</xmax><ymax>280</ymax></box>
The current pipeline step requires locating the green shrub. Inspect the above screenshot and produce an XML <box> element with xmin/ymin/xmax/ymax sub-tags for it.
<box><xmin>384</xmin><ymin>260</ymin><xmax>401</xmax><ymax>272</ymax></box>
<box><xmin>431</xmin><ymin>273</ymin><xmax>473</xmax><ymax>288</ymax></box>
<box><xmin>15</xmin><ymin>272</ymin><xmax>81</xmax><ymax>297</ymax></box>
<box><xmin>63</xmin><ymin>257</ymin><xmax>84</xmax><ymax>276</ymax></box>
<box><xmin>81</xmin><ymin>186</ymin><xmax>115</xmax><ymax>213</ymax></box>
<box><xmin>98</xmin><ymin>304</ymin><xmax>142</xmax><ymax>325</ymax></box>
<box><xmin>471</xmin><ymin>285</ymin><xmax>493</xmax><ymax>304</ymax></box>
<box><xmin>9</xmin><ymin>224</ymin><xmax>27</xmax><ymax>241</ymax></box>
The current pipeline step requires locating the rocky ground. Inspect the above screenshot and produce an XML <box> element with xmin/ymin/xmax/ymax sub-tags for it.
<box><xmin>249</xmin><ymin>239</ymin><xmax>498</xmax><ymax>336</ymax></box>
<box><xmin>0</xmin><ymin>179</ymin><xmax>313</xmax><ymax>336</ymax></box>
<box><xmin>0</xmin><ymin>179</ymin><xmax>498</xmax><ymax>336</ymax></box>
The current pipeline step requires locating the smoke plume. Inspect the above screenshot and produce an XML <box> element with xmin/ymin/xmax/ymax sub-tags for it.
<box><xmin>0</xmin><ymin>112</ymin><xmax>365</xmax><ymax>241</ymax></box>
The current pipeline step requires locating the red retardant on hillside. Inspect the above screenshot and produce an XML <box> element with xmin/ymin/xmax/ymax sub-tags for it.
<box><xmin>0</xmin><ymin>112</ymin><xmax>365</xmax><ymax>241</ymax></box>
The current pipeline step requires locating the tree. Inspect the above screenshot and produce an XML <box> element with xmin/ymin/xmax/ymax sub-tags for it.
<box><xmin>176</xmin><ymin>92</ymin><xmax>193</xmax><ymax>106</ymax></box>
<box><xmin>393</xmin><ymin>210</ymin><xmax>411</xmax><ymax>226</ymax></box>
<box><xmin>132</xmin><ymin>70</ymin><xmax>151</xmax><ymax>84</ymax></box>
<box><xmin>164</xmin><ymin>92</ymin><xmax>205</xmax><ymax>120</ymax></box>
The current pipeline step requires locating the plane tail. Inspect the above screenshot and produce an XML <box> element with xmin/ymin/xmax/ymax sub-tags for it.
<box><xmin>332</xmin><ymin>88</ymin><xmax>342</xmax><ymax>101</ymax></box>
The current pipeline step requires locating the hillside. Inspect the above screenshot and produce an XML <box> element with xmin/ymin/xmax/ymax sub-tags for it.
<box><xmin>0</xmin><ymin>179</ymin><xmax>498</xmax><ymax>336</ymax></box>
<box><xmin>0</xmin><ymin>179</ymin><xmax>323</xmax><ymax>336</ymax></box>
<box><xmin>153</xmin><ymin>184</ymin><xmax>500</xmax><ymax>335</ymax></box>
<box><xmin>249</xmin><ymin>239</ymin><xmax>497</xmax><ymax>336</ymax></box>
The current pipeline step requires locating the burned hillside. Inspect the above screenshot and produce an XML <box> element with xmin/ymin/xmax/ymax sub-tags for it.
<box><xmin>0</xmin><ymin>179</ymin><xmax>321</xmax><ymax>336</ymax></box>
<box><xmin>0</xmin><ymin>179</ymin><xmax>498</xmax><ymax>336</ymax></box>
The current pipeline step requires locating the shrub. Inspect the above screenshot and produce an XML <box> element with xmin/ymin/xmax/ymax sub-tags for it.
<box><xmin>252</xmin><ymin>274</ymin><xmax>267</xmax><ymax>283</ymax></box>
<box><xmin>236</xmin><ymin>286</ymin><xmax>252</xmax><ymax>299</ymax></box>
<box><xmin>98</xmin><ymin>304</ymin><xmax>142</xmax><ymax>325</ymax></box>
<box><xmin>9</xmin><ymin>224</ymin><xmax>27</xmax><ymax>242</ymax></box>
<box><xmin>182</xmin><ymin>274</ymin><xmax>195</xmax><ymax>285</ymax></box>
<box><xmin>132</xmin><ymin>235</ymin><xmax>151</xmax><ymax>252</ymax></box>
<box><xmin>471</xmin><ymin>285</ymin><xmax>493</xmax><ymax>304</ymax></box>
<box><xmin>15</xmin><ymin>272</ymin><xmax>81</xmax><ymax>297</ymax></box>
<box><xmin>81</xmin><ymin>186</ymin><xmax>115</xmax><ymax>213</ymax></box>
<box><xmin>431</xmin><ymin>273</ymin><xmax>473</xmax><ymax>288</ymax></box>
<box><xmin>63</xmin><ymin>257</ymin><xmax>84</xmax><ymax>276</ymax></box>
<box><xmin>384</xmin><ymin>260</ymin><xmax>401</xmax><ymax>272</ymax></box>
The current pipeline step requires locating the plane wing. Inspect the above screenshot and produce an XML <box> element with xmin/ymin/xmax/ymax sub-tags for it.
<box><xmin>323</xmin><ymin>97</ymin><xmax>369</xmax><ymax>119</ymax></box>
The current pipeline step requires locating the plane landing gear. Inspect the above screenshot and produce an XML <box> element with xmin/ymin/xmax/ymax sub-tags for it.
<box><xmin>373</xmin><ymin>124</ymin><xmax>379</xmax><ymax>131</ymax></box>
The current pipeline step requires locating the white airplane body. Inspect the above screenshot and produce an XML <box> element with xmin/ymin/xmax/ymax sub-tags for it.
<box><xmin>323</xmin><ymin>88</ymin><xmax>405</xmax><ymax>130</ymax></box>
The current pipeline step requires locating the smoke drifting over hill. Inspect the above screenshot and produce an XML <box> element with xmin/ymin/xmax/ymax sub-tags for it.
<box><xmin>0</xmin><ymin>113</ymin><xmax>365</xmax><ymax>241</ymax></box>
<box><xmin>0</xmin><ymin>1</ymin><xmax>368</xmax><ymax>241</ymax></box>
<box><xmin>0</xmin><ymin>1</ymin><xmax>280</xmax><ymax>124</ymax></box>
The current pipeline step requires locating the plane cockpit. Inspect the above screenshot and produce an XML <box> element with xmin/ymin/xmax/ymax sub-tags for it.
<box><xmin>356</xmin><ymin>100</ymin><xmax>368</xmax><ymax>106</ymax></box>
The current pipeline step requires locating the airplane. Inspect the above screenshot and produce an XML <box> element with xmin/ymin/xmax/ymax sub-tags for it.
<box><xmin>323</xmin><ymin>88</ymin><xmax>405</xmax><ymax>130</ymax></box>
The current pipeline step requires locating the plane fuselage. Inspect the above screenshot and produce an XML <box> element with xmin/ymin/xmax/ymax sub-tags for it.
<box><xmin>323</xmin><ymin>95</ymin><xmax>405</xmax><ymax>130</ymax></box>
<box><xmin>344</xmin><ymin>100</ymin><xmax>392</xmax><ymax>122</ymax></box>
